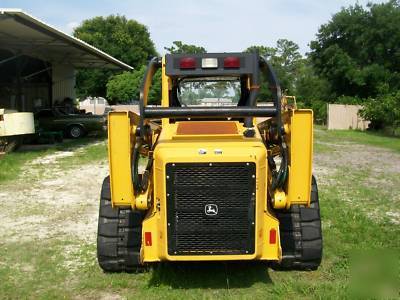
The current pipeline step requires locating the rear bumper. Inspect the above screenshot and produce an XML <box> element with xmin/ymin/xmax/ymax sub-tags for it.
<box><xmin>142</xmin><ymin>211</ymin><xmax>281</xmax><ymax>262</ymax></box>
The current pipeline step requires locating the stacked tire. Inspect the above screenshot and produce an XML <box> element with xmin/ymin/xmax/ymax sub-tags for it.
<box><xmin>97</xmin><ymin>176</ymin><xmax>145</xmax><ymax>272</ymax></box>
<box><xmin>97</xmin><ymin>175</ymin><xmax>322</xmax><ymax>272</ymax></box>
<box><xmin>273</xmin><ymin>176</ymin><xmax>323</xmax><ymax>270</ymax></box>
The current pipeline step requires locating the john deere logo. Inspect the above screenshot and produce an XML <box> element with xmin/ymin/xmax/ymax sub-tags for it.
<box><xmin>205</xmin><ymin>204</ymin><xmax>218</xmax><ymax>216</ymax></box>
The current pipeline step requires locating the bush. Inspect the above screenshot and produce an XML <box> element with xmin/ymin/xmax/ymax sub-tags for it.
<box><xmin>297</xmin><ymin>99</ymin><xmax>327</xmax><ymax>124</ymax></box>
<box><xmin>359</xmin><ymin>92</ymin><xmax>400</xmax><ymax>134</ymax></box>
<box><xmin>311</xmin><ymin>100</ymin><xmax>328</xmax><ymax>124</ymax></box>
<box><xmin>106</xmin><ymin>66</ymin><xmax>161</xmax><ymax>104</ymax></box>
<box><xmin>335</xmin><ymin>96</ymin><xmax>364</xmax><ymax>105</ymax></box>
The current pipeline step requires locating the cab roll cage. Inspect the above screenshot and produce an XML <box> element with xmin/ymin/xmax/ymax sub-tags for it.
<box><xmin>135</xmin><ymin>54</ymin><xmax>287</xmax><ymax>192</ymax></box>
<box><xmin>138</xmin><ymin>53</ymin><xmax>282</xmax><ymax>130</ymax></box>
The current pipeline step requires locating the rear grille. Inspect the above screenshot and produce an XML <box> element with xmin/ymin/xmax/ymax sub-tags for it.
<box><xmin>166</xmin><ymin>162</ymin><xmax>256</xmax><ymax>255</ymax></box>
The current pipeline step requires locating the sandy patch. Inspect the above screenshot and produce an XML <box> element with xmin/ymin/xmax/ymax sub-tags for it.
<box><xmin>314</xmin><ymin>143</ymin><xmax>400</xmax><ymax>175</ymax></box>
<box><xmin>30</xmin><ymin>151</ymin><xmax>75</xmax><ymax>165</ymax></box>
<box><xmin>61</xmin><ymin>243</ymin><xmax>94</xmax><ymax>273</ymax></box>
<box><xmin>313</xmin><ymin>132</ymin><xmax>400</xmax><ymax>224</ymax></box>
<box><xmin>97</xmin><ymin>292</ymin><xmax>125</xmax><ymax>300</ymax></box>
<box><xmin>385</xmin><ymin>211</ymin><xmax>400</xmax><ymax>225</ymax></box>
<box><xmin>0</xmin><ymin>150</ymin><xmax>108</xmax><ymax>244</ymax></box>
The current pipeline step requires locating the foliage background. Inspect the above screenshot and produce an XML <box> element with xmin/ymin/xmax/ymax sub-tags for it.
<box><xmin>74</xmin><ymin>1</ymin><xmax>400</xmax><ymax>132</ymax></box>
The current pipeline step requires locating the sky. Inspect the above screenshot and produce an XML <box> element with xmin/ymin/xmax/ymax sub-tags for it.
<box><xmin>0</xmin><ymin>0</ymin><xmax>387</xmax><ymax>55</ymax></box>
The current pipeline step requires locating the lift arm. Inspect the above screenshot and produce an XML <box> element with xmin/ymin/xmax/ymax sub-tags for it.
<box><xmin>108</xmin><ymin>111</ymin><xmax>137</xmax><ymax>207</ymax></box>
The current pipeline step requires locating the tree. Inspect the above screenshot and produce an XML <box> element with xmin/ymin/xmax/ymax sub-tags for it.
<box><xmin>106</xmin><ymin>66</ymin><xmax>161</xmax><ymax>104</ymax></box>
<box><xmin>164</xmin><ymin>41</ymin><xmax>206</xmax><ymax>54</ymax></box>
<box><xmin>245</xmin><ymin>39</ymin><xmax>303</xmax><ymax>100</ymax></box>
<box><xmin>309</xmin><ymin>1</ymin><xmax>400</xmax><ymax>99</ymax></box>
<box><xmin>273</xmin><ymin>39</ymin><xmax>303</xmax><ymax>94</ymax></box>
<box><xmin>295</xmin><ymin>58</ymin><xmax>332</xmax><ymax>105</ymax></box>
<box><xmin>294</xmin><ymin>58</ymin><xmax>333</xmax><ymax>122</ymax></box>
<box><xmin>74</xmin><ymin>15</ymin><xmax>157</xmax><ymax>97</ymax></box>
<box><xmin>245</xmin><ymin>45</ymin><xmax>277</xmax><ymax>58</ymax></box>
<box><xmin>106</xmin><ymin>71</ymin><xmax>141</xmax><ymax>103</ymax></box>
<box><xmin>245</xmin><ymin>41</ymin><xmax>333</xmax><ymax>121</ymax></box>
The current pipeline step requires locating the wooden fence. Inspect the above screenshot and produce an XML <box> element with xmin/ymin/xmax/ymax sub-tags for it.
<box><xmin>327</xmin><ymin>104</ymin><xmax>370</xmax><ymax>130</ymax></box>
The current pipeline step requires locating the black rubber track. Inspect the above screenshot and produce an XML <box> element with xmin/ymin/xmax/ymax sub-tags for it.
<box><xmin>97</xmin><ymin>176</ymin><xmax>145</xmax><ymax>272</ymax></box>
<box><xmin>273</xmin><ymin>176</ymin><xmax>323</xmax><ymax>270</ymax></box>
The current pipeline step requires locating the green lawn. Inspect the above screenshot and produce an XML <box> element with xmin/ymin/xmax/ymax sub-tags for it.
<box><xmin>0</xmin><ymin>129</ymin><xmax>398</xmax><ymax>299</ymax></box>
<box><xmin>0</xmin><ymin>137</ymin><xmax>107</xmax><ymax>183</ymax></box>
<box><xmin>315</xmin><ymin>125</ymin><xmax>400</xmax><ymax>153</ymax></box>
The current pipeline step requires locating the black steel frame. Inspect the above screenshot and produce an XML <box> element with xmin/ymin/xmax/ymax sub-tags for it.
<box><xmin>138</xmin><ymin>52</ymin><xmax>282</xmax><ymax>129</ymax></box>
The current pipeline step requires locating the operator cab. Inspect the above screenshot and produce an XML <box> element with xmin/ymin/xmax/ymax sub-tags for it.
<box><xmin>166</xmin><ymin>53</ymin><xmax>259</xmax><ymax>109</ymax></box>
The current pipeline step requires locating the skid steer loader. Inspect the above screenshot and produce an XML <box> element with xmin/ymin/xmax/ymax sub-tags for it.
<box><xmin>97</xmin><ymin>52</ymin><xmax>322</xmax><ymax>272</ymax></box>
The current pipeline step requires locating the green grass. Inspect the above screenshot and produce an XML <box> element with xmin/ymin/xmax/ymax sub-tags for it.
<box><xmin>313</xmin><ymin>140</ymin><xmax>332</xmax><ymax>153</ymax></box>
<box><xmin>0</xmin><ymin>240</ymin><xmax>74</xmax><ymax>299</ymax></box>
<box><xmin>58</xmin><ymin>141</ymin><xmax>108</xmax><ymax>167</ymax></box>
<box><xmin>0</xmin><ymin>149</ymin><xmax>51</xmax><ymax>182</ymax></box>
<box><xmin>1</xmin><ymin>186</ymin><xmax>398</xmax><ymax>300</ymax></box>
<box><xmin>0</xmin><ymin>137</ymin><xmax>106</xmax><ymax>183</ymax></box>
<box><xmin>315</xmin><ymin>125</ymin><xmax>400</xmax><ymax>152</ymax></box>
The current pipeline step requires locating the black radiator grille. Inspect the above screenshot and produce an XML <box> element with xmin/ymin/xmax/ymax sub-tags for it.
<box><xmin>166</xmin><ymin>162</ymin><xmax>256</xmax><ymax>255</ymax></box>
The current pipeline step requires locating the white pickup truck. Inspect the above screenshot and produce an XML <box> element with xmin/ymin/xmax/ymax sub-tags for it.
<box><xmin>0</xmin><ymin>109</ymin><xmax>35</xmax><ymax>153</ymax></box>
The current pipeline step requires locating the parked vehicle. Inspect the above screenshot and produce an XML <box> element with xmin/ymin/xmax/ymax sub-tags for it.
<box><xmin>79</xmin><ymin>96</ymin><xmax>111</xmax><ymax>115</ymax></box>
<box><xmin>35</xmin><ymin>108</ymin><xmax>106</xmax><ymax>138</ymax></box>
<box><xmin>0</xmin><ymin>108</ymin><xmax>35</xmax><ymax>153</ymax></box>
<box><xmin>97</xmin><ymin>53</ymin><xmax>322</xmax><ymax>273</ymax></box>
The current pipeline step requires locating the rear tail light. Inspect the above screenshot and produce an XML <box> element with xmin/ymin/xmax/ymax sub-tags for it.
<box><xmin>179</xmin><ymin>57</ymin><xmax>196</xmax><ymax>69</ymax></box>
<box><xmin>269</xmin><ymin>228</ymin><xmax>277</xmax><ymax>244</ymax></box>
<box><xmin>145</xmin><ymin>232</ymin><xmax>152</xmax><ymax>246</ymax></box>
<box><xmin>224</xmin><ymin>56</ymin><xmax>240</xmax><ymax>68</ymax></box>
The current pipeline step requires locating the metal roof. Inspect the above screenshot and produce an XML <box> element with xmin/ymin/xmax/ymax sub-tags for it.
<box><xmin>0</xmin><ymin>9</ymin><xmax>133</xmax><ymax>70</ymax></box>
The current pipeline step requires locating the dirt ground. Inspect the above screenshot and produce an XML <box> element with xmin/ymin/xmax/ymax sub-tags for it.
<box><xmin>0</xmin><ymin>151</ymin><xmax>108</xmax><ymax>244</ymax></box>
<box><xmin>314</xmin><ymin>136</ymin><xmax>400</xmax><ymax>224</ymax></box>
<box><xmin>0</xmin><ymin>134</ymin><xmax>398</xmax><ymax>248</ymax></box>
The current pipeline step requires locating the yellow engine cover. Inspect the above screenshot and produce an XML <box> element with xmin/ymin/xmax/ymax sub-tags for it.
<box><xmin>141</xmin><ymin>121</ymin><xmax>281</xmax><ymax>262</ymax></box>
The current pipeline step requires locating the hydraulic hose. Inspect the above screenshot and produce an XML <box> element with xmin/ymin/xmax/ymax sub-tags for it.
<box><xmin>133</xmin><ymin>56</ymin><xmax>161</xmax><ymax>193</ymax></box>
<box><xmin>259</xmin><ymin>55</ymin><xmax>288</xmax><ymax>190</ymax></box>
<box><xmin>132</xmin><ymin>140</ymin><xmax>143</xmax><ymax>192</ymax></box>
<box><xmin>131</xmin><ymin>130</ymin><xmax>160</xmax><ymax>194</ymax></box>
<box><xmin>271</xmin><ymin>142</ymin><xmax>288</xmax><ymax>190</ymax></box>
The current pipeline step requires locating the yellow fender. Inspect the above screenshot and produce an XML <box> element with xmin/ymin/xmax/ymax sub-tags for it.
<box><xmin>108</xmin><ymin>111</ymin><xmax>137</xmax><ymax>208</ymax></box>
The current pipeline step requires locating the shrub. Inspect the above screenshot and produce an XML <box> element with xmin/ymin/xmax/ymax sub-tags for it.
<box><xmin>359</xmin><ymin>92</ymin><xmax>400</xmax><ymax>134</ymax></box>
<box><xmin>335</xmin><ymin>96</ymin><xmax>364</xmax><ymax>105</ymax></box>
<box><xmin>106</xmin><ymin>66</ymin><xmax>161</xmax><ymax>104</ymax></box>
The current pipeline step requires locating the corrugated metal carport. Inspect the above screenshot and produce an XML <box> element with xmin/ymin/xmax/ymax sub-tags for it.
<box><xmin>0</xmin><ymin>9</ymin><xmax>133</xmax><ymax>112</ymax></box>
